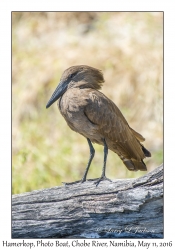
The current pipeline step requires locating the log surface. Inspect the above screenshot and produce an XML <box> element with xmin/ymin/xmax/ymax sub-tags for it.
<box><xmin>12</xmin><ymin>164</ymin><xmax>163</xmax><ymax>239</ymax></box>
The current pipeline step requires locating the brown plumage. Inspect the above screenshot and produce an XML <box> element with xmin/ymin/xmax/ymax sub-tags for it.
<box><xmin>46</xmin><ymin>65</ymin><xmax>151</xmax><ymax>185</ymax></box>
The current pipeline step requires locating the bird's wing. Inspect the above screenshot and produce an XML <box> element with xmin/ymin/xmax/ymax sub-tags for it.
<box><xmin>84</xmin><ymin>90</ymin><xmax>145</xmax><ymax>160</ymax></box>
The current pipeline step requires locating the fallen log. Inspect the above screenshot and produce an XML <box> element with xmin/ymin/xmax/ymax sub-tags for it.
<box><xmin>12</xmin><ymin>164</ymin><xmax>163</xmax><ymax>238</ymax></box>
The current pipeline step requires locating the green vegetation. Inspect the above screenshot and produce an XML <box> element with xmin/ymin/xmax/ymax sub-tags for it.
<box><xmin>12</xmin><ymin>12</ymin><xmax>163</xmax><ymax>194</ymax></box>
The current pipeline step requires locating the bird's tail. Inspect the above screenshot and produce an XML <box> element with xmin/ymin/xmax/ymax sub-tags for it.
<box><xmin>122</xmin><ymin>158</ymin><xmax>147</xmax><ymax>171</ymax></box>
<box><xmin>141</xmin><ymin>144</ymin><xmax>151</xmax><ymax>157</ymax></box>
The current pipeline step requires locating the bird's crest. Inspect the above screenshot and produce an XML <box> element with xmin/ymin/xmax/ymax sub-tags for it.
<box><xmin>62</xmin><ymin>65</ymin><xmax>105</xmax><ymax>90</ymax></box>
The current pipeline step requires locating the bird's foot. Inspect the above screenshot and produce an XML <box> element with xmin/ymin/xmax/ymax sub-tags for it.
<box><xmin>62</xmin><ymin>180</ymin><xmax>82</xmax><ymax>186</ymax></box>
<box><xmin>62</xmin><ymin>178</ymin><xmax>93</xmax><ymax>186</ymax></box>
<box><xmin>62</xmin><ymin>176</ymin><xmax>112</xmax><ymax>186</ymax></box>
<box><xmin>94</xmin><ymin>175</ymin><xmax>112</xmax><ymax>186</ymax></box>
<box><xmin>80</xmin><ymin>177</ymin><xmax>87</xmax><ymax>183</ymax></box>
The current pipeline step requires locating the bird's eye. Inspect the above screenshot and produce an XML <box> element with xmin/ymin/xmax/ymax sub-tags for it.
<box><xmin>70</xmin><ymin>72</ymin><xmax>77</xmax><ymax>79</ymax></box>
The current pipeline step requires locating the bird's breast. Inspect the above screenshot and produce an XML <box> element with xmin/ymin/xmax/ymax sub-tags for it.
<box><xmin>58</xmin><ymin>88</ymin><xmax>88</xmax><ymax>117</ymax></box>
<box><xmin>58</xmin><ymin>88</ymin><xmax>100</xmax><ymax>140</ymax></box>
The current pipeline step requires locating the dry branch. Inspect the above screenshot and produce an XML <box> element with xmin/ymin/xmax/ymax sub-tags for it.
<box><xmin>12</xmin><ymin>164</ymin><xmax>163</xmax><ymax>239</ymax></box>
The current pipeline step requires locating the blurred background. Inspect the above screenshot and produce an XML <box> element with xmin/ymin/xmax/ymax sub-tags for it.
<box><xmin>12</xmin><ymin>12</ymin><xmax>163</xmax><ymax>194</ymax></box>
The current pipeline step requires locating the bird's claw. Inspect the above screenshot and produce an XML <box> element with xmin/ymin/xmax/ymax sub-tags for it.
<box><xmin>62</xmin><ymin>176</ymin><xmax>112</xmax><ymax>187</ymax></box>
<box><xmin>62</xmin><ymin>180</ymin><xmax>82</xmax><ymax>186</ymax></box>
<box><xmin>62</xmin><ymin>178</ymin><xmax>93</xmax><ymax>185</ymax></box>
<box><xmin>94</xmin><ymin>176</ymin><xmax>112</xmax><ymax>186</ymax></box>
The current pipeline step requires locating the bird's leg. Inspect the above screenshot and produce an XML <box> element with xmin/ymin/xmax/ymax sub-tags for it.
<box><xmin>101</xmin><ymin>138</ymin><xmax>108</xmax><ymax>177</ymax></box>
<box><xmin>94</xmin><ymin>138</ymin><xmax>112</xmax><ymax>186</ymax></box>
<box><xmin>62</xmin><ymin>139</ymin><xmax>94</xmax><ymax>186</ymax></box>
<box><xmin>81</xmin><ymin>138</ymin><xmax>95</xmax><ymax>183</ymax></box>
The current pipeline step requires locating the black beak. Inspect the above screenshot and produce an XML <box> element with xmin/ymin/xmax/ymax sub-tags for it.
<box><xmin>46</xmin><ymin>80</ymin><xmax>68</xmax><ymax>109</ymax></box>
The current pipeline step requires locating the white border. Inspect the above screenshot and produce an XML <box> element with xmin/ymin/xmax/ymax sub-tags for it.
<box><xmin>0</xmin><ymin>0</ymin><xmax>175</xmax><ymax>248</ymax></box>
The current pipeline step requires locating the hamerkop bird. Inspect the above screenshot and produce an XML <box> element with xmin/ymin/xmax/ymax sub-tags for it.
<box><xmin>46</xmin><ymin>65</ymin><xmax>151</xmax><ymax>185</ymax></box>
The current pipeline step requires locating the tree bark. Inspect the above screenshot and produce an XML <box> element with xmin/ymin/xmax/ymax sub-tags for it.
<box><xmin>12</xmin><ymin>164</ymin><xmax>163</xmax><ymax>239</ymax></box>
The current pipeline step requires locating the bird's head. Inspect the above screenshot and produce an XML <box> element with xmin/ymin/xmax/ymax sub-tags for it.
<box><xmin>46</xmin><ymin>65</ymin><xmax>104</xmax><ymax>108</ymax></box>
